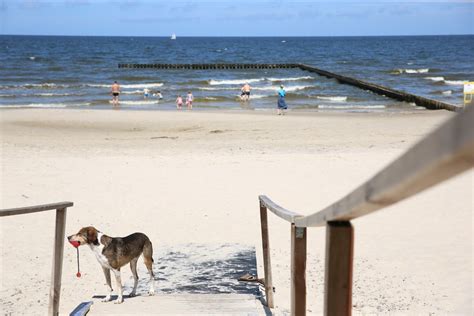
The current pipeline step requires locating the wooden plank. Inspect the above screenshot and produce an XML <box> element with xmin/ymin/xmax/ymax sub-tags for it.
<box><xmin>324</xmin><ymin>221</ymin><xmax>354</xmax><ymax>316</ymax></box>
<box><xmin>259</xmin><ymin>195</ymin><xmax>302</xmax><ymax>223</ymax></box>
<box><xmin>0</xmin><ymin>202</ymin><xmax>73</xmax><ymax>217</ymax></box>
<box><xmin>291</xmin><ymin>224</ymin><xmax>307</xmax><ymax>316</ymax></box>
<box><xmin>295</xmin><ymin>105</ymin><xmax>474</xmax><ymax>227</ymax></box>
<box><xmin>259</xmin><ymin>201</ymin><xmax>275</xmax><ymax>308</ymax></box>
<box><xmin>49</xmin><ymin>208</ymin><xmax>68</xmax><ymax>316</ymax></box>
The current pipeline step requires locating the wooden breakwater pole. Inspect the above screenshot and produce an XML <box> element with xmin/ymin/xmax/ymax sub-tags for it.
<box><xmin>118</xmin><ymin>63</ymin><xmax>460</xmax><ymax>112</ymax></box>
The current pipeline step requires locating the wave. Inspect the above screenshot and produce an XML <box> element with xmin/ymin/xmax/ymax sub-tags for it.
<box><xmin>88</xmin><ymin>83</ymin><xmax>164</xmax><ymax>89</ymax></box>
<box><xmin>121</xmin><ymin>90</ymin><xmax>145</xmax><ymax>95</ymax></box>
<box><xmin>208</xmin><ymin>76</ymin><xmax>315</xmax><ymax>85</ymax></box>
<box><xmin>111</xmin><ymin>100</ymin><xmax>160</xmax><ymax>105</ymax></box>
<box><xmin>392</xmin><ymin>68</ymin><xmax>430</xmax><ymax>74</ymax></box>
<box><xmin>266</xmin><ymin>76</ymin><xmax>314</xmax><ymax>82</ymax></box>
<box><xmin>442</xmin><ymin>90</ymin><xmax>453</xmax><ymax>95</ymax></box>
<box><xmin>0</xmin><ymin>102</ymin><xmax>89</xmax><ymax>108</ymax></box>
<box><xmin>199</xmin><ymin>87</ymin><xmax>236</xmax><ymax>91</ymax></box>
<box><xmin>444</xmin><ymin>80</ymin><xmax>466</xmax><ymax>85</ymax></box>
<box><xmin>316</xmin><ymin>96</ymin><xmax>347</xmax><ymax>102</ymax></box>
<box><xmin>318</xmin><ymin>104</ymin><xmax>386</xmax><ymax>109</ymax></box>
<box><xmin>209</xmin><ymin>78</ymin><xmax>265</xmax><ymax>85</ymax></box>
<box><xmin>0</xmin><ymin>83</ymin><xmax>70</xmax><ymax>90</ymax></box>
<box><xmin>424</xmin><ymin>76</ymin><xmax>445</xmax><ymax>82</ymax></box>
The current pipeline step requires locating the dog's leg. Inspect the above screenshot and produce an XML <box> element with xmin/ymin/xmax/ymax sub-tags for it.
<box><xmin>101</xmin><ymin>267</ymin><xmax>113</xmax><ymax>302</ymax></box>
<box><xmin>129</xmin><ymin>258</ymin><xmax>139</xmax><ymax>297</ymax></box>
<box><xmin>112</xmin><ymin>269</ymin><xmax>123</xmax><ymax>304</ymax></box>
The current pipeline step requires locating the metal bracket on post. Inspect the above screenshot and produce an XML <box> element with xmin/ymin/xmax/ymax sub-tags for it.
<box><xmin>295</xmin><ymin>227</ymin><xmax>305</xmax><ymax>239</ymax></box>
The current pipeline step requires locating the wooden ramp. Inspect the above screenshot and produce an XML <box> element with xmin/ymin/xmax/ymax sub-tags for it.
<box><xmin>84</xmin><ymin>293</ymin><xmax>269</xmax><ymax>315</ymax></box>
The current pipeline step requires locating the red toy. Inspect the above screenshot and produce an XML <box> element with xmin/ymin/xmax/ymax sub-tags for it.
<box><xmin>68</xmin><ymin>240</ymin><xmax>81</xmax><ymax>278</ymax></box>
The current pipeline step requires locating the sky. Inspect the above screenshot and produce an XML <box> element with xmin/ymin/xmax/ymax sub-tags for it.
<box><xmin>0</xmin><ymin>0</ymin><xmax>472</xmax><ymax>36</ymax></box>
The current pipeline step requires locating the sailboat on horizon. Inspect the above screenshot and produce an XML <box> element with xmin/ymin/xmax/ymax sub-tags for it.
<box><xmin>171</xmin><ymin>33</ymin><xmax>176</xmax><ymax>40</ymax></box>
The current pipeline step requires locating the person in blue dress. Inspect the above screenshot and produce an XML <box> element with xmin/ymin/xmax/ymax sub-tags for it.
<box><xmin>277</xmin><ymin>85</ymin><xmax>287</xmax><ymax>115</ymax></box>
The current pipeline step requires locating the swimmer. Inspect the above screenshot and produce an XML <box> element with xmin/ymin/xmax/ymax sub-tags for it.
<box><xmin>144</xmin><ymin>88</ymin><xmax>150</xmax><ymax>99</ymax></box>
<box><xmin>186</xmin><ymin>91</ymin><xmax>193</xmax><ymax>110</ymax></box>
<box><xmin>111</xmin><ymin>81</ymin><xmax>120</xmax><ymax>105</ymax></box>
<box><xmin>240</xmin><ymin>83</ymin><xmax>251</xmax><ymax>101</ymax></box>
<box><xmin>176</xmin><ymin>94</ymin><xmax>183</xmax><ymax>109</ymax></box>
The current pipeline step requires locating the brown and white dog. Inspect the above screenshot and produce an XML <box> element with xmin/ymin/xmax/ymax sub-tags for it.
<box><xmin>68</xmin><ymin>226</ymin><xmax>155</xmax><ymax>304</ymax></box>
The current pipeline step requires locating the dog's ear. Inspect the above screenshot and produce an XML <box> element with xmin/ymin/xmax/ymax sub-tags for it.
<box><xmin>87</xmin><ymin>227</ymin><xmax>100</xmax><ymax>246</ymax></box>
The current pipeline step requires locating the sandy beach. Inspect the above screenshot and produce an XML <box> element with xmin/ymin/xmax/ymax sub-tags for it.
<box><xmin>0</xmin><ymin>108</ymin><xmax>472</xmax><ymax>315</ymax></box>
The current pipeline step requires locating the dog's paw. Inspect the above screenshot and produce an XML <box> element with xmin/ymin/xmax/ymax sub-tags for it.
<box><xmin>148</xmin><ymin>288</ymin><xmax>155</xmax><ymax>296</ymax></box>
<box><xmin>114</xmin><ymin>297</ymin><xmax>123</xmax><ymax>304</ymax></box>
<box><xmin>101</xmin><ymin>295</ymin><xmax>112</xmax><ymax>303</ymax></box>
<box><xmin>129</xmin><ymin>291</ymin><xmax>136</xmax><ymax>297</ymax></box>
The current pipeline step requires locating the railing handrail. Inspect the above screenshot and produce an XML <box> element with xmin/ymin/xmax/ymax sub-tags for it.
<box><xmin>0</xmin><ymin>202</ymin><xmax>73</xmax><ymax>316</ymax></box>
<box><xmin>294</xmin><ymin>105</ymin><xmax>473</xmax><ymax>227</ymax></box>
<box><xmin>259</xmin><ymin>195</ymin><xmax>303</xmax><ymax>223</ymax></box>
<box><xmin>0</xmin><ymin>201</ymin><xmax>74</xmax><ymax>217</ymax></box>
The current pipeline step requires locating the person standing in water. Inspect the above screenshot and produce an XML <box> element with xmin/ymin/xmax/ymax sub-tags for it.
<box><xmin>277</xmin><ymin>85</ymin><xmax>287</xmax><ymax>115</ymax></box>
<box><xmin>186</xmin><ymin>91</ymin><xmax>193</xmax><ymax>110</ymax></box>
<box><xmin>111</xmin><ymin>81</ymin><xmax>120</xmax><ymax>105</ymax></box>
<box><xmin>240</xmin><ymin>82</ymin><xmax>251</xmax><ymax>101</ymax></box>
<box><xmin>176</xmin><ymin>94</ymin><xmax>183</xmax><ymax>110</ymax></box>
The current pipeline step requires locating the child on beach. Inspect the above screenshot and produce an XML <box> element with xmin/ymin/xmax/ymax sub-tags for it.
<box><xmin>186</xmin><ymin>91</ymin><xmax>193</xmax><ymax>110</ymax></box>
<box><xmin>144</xmin><ymin>88</ymin><xmax>150</xmax><ymax>99</ymax></box>
<box><xmin>176</xmin><ymin>95</ymin><xmax>183</xmax><ymax>109</ymax></box>
<box><xmin>277</xmin><ymin>85</ymin><xmax>287</xmax><ymax>115</ymax></box>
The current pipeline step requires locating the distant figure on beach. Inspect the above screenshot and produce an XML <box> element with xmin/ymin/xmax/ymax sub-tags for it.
<box><xmin>176</xmin><ymin>95</ymin><xmax>183</xmax><ymax>109</ymax></box>
<box><xmin>144</xmin><ymin>88</ymin><xmax>150</xmax><ymax>99</ymax></box>
<box><xmin>154</xmin><ymin>91</ymin><xmax>163</xmax><ymax>99</ymax></box>
<box><xmin>240</xmin><ymin>83</ymin><xmax>251</xmax><ymax>101</ymax></box>
<box><xmin>111</xmin><ymin>81</ymin><xmax>121</xmax><ymax>105</ymax></box>
<box><xmin>186</xmin><ymin>91</ymin><xmax>193</xmax><ymax>110</ymax></box>
<box><xmin>277</xmin><ymin>85</ymin><xmax>287</xmax><ymax>115</ymax></box>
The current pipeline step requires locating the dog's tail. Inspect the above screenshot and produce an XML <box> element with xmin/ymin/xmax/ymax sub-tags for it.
<box><xmin>143</xmin><ymin>238</ymin><xmax>155</xmax><ymax>277</ymax></box>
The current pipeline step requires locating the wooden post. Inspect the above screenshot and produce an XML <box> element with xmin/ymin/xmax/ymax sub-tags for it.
<box><xmin>324</xmin><ymin>221</ymin><xmax>354</xmax><ymax>316</ymax></box>
<box><xmin>49</xmin><ymin>208</ymin><xmax>67</xmax><ymax>316</ymax></box>
<box><xmin>260</xmin><ymin>200</ymin><xmax>274</xmax><ymax>308</ymax></box>
<box><xmin>291</xmin><ymin>224</ymin><xmax>307</xmax><ymax>316</ymax></box>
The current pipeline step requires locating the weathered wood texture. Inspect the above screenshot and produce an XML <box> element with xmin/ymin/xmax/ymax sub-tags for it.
<box><xmin>0</xmin><ymin>201</ymin><xmax>73</xmax><ymax>217</ymax></box>
<box><xmin>291</xmin><ymin>224</ymin><xmax>307</xmax><ymax>316</ymax></box>
<box><xmin>295</xmin><ymin>105</ymin><xmax>474</xmax><ymax>228</ymax></box>
<box><xmin>48</xmin><ymin>208</ymin><xmax>67</xmax><ymax>316</ymax></box>
<box><xmin>85</xmin><ymin>294</ymin><xmax>267</xmax><ymax>315</ymax></box>
<box><xmin>324</xmin><ymin>222</ymin><xmax>354</xmax><ymax>316</ymax></box>
<box><xmin>259</xmin><ymin>195</ymin><xmax>302</xmax><ymax>223</ymax></box>
<box><xmin>298</xmin><ymin>64</ymin><xmax>460</xmax><ymax>112</ymax></box>
<box><xmin>118</xmin><ymin>63</ymin><xmax>299</xmax><ymax>69</ymax></box>
<box><xmin>259</xmin><ymin>201</ymin><xmax>275</xmax><ymax>308</ymax></box>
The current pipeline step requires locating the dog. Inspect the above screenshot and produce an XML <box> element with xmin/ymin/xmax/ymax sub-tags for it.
<box><xmin>68</xmin><ymin>226</ymin><xmax>155</xmax><ymax>304</ymax></box>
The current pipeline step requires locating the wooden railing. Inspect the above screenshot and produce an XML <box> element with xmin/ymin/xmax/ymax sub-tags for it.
<box><xmin>258</xmin><ymin>105</ymin><xmax>474</xmax><ymax>315</ymax></box>
<box><xmin>0</xmin><ymin>202</ymin><xmax>74</xmax><ymax>316</ymax></box>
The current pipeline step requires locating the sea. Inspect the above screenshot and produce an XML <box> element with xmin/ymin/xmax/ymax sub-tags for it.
<box><xmin>0</xmin><ymin>35</ymin><xmax>472</xmax><ymax>111</ymax></box>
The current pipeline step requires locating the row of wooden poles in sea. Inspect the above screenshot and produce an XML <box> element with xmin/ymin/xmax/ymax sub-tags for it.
<box><xmin>118</xmin><ymin>63</ymin><xmax>460</xmax><ymax>112</ymax></box>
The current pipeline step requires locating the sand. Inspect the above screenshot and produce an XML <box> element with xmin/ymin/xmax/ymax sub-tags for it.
<box><xmin>0</xmin><ymin>108</ymin><xmax>472</xmax><ymax>315</ymax></box>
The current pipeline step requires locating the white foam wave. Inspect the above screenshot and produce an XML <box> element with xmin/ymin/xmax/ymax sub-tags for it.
<box><xmin>89</xmin><ymin>83</ymin><xmax>163</xmax><ymax>89</ymax></box>
<box><xmin>317</xmin><ymin>96</ymin><xmax>347</xmax><ymax>102</ymax></box>
<box><xmin>445</xmin><ymin>80</ymin><xmax>466</xmax><ymax>85</ymax></box>
<box><xmin>251</xmin><ymin>85</ymin><xmax>312</xmax><ymax>92</ymax></box>
<box><xmin>318</xmin><ymin>104</ymin><xmax>386</xmax><ymax>109</ymax></box>
<box><xmin>404</xmin><ymin>68</ymin><xmax>430</xmax><ymax>74</ymax></box>
<box><xmin>442</xmin><ymin>90</ymin><xmax>452</xmax><ymax>95</ymax></box>
<box><xmin>209</xmin><ymin>78</ymin><xmax>264</xmax><ymax>85</ymax></box>
<box><xmin>266</xmin><ymin>76</ymin><xmax>314</xmax><ymax>82</ymax></box>
<box><xmin>0</xmin><ymin>94</ymin><xmax>14</xmax><ymax>97</ymax></box>
<box><xmin>424</xmin><ymin>76</ymin><xmax>444</xmax><ymax>82</ymax></box>
<box><xmin>121</xmin><ymin>90</ymin><xmax>144</xmax><ymax>95</ymax></box>
<box><xmin>111</xmin><ymin>100</ymin><xmax>159</xmax><ymax>105</ymax></box>
<box><xmin>1</xmin><ymin>103</ymin><xmax>89</xmax><ymax>108</ymax></box>
<box><xmin>199</xmin><ymin>87</ymin><xmax>236</xmax><ymax>91</ymax></box>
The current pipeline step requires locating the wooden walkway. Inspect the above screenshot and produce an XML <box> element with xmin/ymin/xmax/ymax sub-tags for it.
<box><xmin>79</xmin><ymin>294</ymin><xmax>269</xmax><ymax>315</ymax></box>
